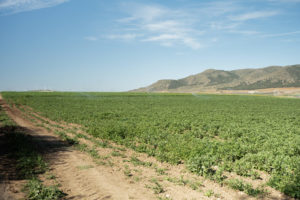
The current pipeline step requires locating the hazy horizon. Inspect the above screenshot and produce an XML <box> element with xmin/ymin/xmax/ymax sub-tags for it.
<box><xmin>1</xmin><ymin>0</ymin><xmax>300</xmax><ymax>91</ymax></box>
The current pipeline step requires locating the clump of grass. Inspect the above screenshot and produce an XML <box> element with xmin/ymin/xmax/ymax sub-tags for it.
<box><xmin>165</xmin><ymin>176</ymin><xmax>203</xmax><ymax>191</ymax></box>
<box><xmin>250</xmin><ymin>171</ymin><xmax>261</xmax><ymax>180</ymax></box>
<box><xmin>189</xmin><ymin>180</ymin><xmax>203</xmax><ymax>190</ymax></box>
<box><xmin>155</xmin><ymin>167</ymin><xmax>168</xmax><ymax>175</ymax></box>
<box><xmin>16</xmin><ymin>153</ymin><xmax>48</xmax><ymax>178</ymax></box>
<box><xmin>134</xmin><ymin>176</ymin><xmax>141</xmax><ymax>182</ymax></box>
<box><xmin>95</xmin><ymin>160</ymin><xmax>107</xmax><ymax>166</ymax></box>
<box><xmin>107</xmin><ymin>160</ymin><xmax>114</xmax><ymax>167</ymax></box>
<box><xmin>76</xmin><ymin>133</ymin><xmax>89</xmax><ymax>139</ymax></box>
<box><xmin>204</xmin><ymin>189</ymin><xmax>214</xmax><ymax>197</ymax></box>
<box><xmin>113</xmin><ymin>146</ymin><xmax>126</xmax><ymax>152</ymax></box>
<box><xmin>226</xmin><ymin>179</ymin><xmax>265</xmax><ymax>196</ymax></box>
<box><xmin>54</xmin><ymin>131</ymin><xmax>78</xmax><ymax>145</ymax></box>
<box><xmin>147</xmin><ymin>179</ymin><xmax>165</xmax><ymax>194</ymax></box>
<box><xmin>130</xmin><ymin>156</ymin><xmax>152</xmax><ymax>167</ymax></box>
<box><xmin>178</xmin><ymin>175</ymin><xmax>189</xmax><ymax>186</ymax></box>
<box><xmin>87</xmin><ymin>147</ymin><xmax>100</xmax><ymax>159</ymax></box>
<box><xmin>124</xmin><ymin>165</ymin><xmax>133</xmax><ymax>177</ymax></box>
<box><xmin>46</xmin><ymin>174</ymin><xmax>56</xmax><ymax>180</ymax></box>
<box><xmin>93</xmin><ymin>139</ymin><xmax>110</xmax><ymax>148</ymax></box>
<box><xmin>158</xmin><ymin>196</ymin><xmax>172</xmax><ymax>200</ymax></box>
<box><xmin>24</xmin><ymin>179</ymin><xmax>66</xmax><ymax>200</ymax></box>
<box><xmin>111</xmin><ymin>150</ymin><xmax>126</xmax><ymax>158</ymax></box>
<box><xmin>75</xmin><ymin>143</ymin><xmax>88</xmax><ymax>152</ymax></box>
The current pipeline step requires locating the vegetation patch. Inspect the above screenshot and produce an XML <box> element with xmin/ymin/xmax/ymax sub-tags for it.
<box><xmin>24</xmin><ymin>179</ymin><xmax>65</xmax><ymax>200</ymax></box>
<box><xmin>147</xmin><ymin>178</ymin><xmax>165</xmax><ymax>194</ymax></box>
<box><xmin>225</xmin><ymin>179</ymin><xmax>266</xmax><ymax>197</ymax></box>
<box><xmin>3</xmin><ymin>92</ymin><xmax>300</xmax><ymax>198</ymax></box>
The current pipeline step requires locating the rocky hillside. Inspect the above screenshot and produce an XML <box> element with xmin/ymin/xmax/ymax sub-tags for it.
<box><xmin>133</xmin><ymin>65</ymin><xmax>300</xmax><ymax>92</ymax></box>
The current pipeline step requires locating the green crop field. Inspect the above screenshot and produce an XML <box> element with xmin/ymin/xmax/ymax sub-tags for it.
<box><xmin>2</xmin><ymin>92</ymin><xmax>300</xmax><ymax>198</ymax></box>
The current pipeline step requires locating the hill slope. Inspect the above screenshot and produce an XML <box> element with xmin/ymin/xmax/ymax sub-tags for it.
<box><xmin>133</xmin><ymin>65</ymin><xmax>300</xmax><ymax>92</ymax></box>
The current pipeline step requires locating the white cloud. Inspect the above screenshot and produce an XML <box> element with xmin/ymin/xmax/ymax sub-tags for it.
<box><xmin>210</xmin><ymin>22</ymin><xmax>240</xmax><ymax>30</ymax></box>
<box><xmin>115</xmin><ymin>3</ymin><xmax>204</xmax><ymax>49</ymax></box>
<box><xmin>106</xmin><ymin>33</ymin><xmax>140</xmax><ymax>41</ymax></box>
<box><xmin>128</xmin><ymin>5</ymin><xmax>166</xmax><ymax>22</ymax></box>
<box><xmin>230</xmin><ymin>11</ymin><xmax>279</xmax><ymax>21</ymax></box>
<box><xmin>143</xmin><ymin>34</ymin><xmax>180</xmax><ymax>41</ymax></box>
<box><xmin>182</xmin><ymin>37</ymin><xmax>202</xmax><ymax>49</ymax></box>
<box><xmin>0</xmin><ymin>0</ymin><xmax>68</xmax><ymax>14</ymax></box>
<box><xmin>144</xmin><ymin>20</ymin><xmax>182</xmax><ymax>32</ymax></box>
<box><xmin>117</xmin><ymin>4</ymin><xmax>167</xmax><ymax>23</ymax></box>
<box><xmin>105</xmin><ymin>2</ymin><xmax>294</xmax><ymax>49</ymax></box>
<box><xmin>143</xmin><ymin>33</ymin><xmax>202</xmax><ymax>49</ymax></box>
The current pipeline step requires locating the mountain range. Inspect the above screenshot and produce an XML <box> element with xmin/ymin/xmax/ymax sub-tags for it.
<box><xmin>133</xmin><ymin>65</ymin><xmax>300</xmax><ymax>92</ymax></box>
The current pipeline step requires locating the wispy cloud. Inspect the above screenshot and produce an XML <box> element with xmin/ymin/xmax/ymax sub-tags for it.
<box><xmin>143</xmin><ymin>34</ymin><xmax>180</xmax><ymax>41</ymax></box>
<box><xmin>229</xmin><ymin>30</ymin><xmax>260</xmax><ymax>35</ymax></box>
<box><xmin>103</xmin><ymin>1</ymin><xmax>297</xmax><ymax>49</ymax></box>
<box><xmin>142</xmin><ymin>33</ymin><xmax>203</xmax><ymax>49</ymax></box>
<box><xmin>114</xmin><ymin>3</ymin><xmax>205</xmax><ymax>49</ymax></box>
<box><xmin>195</xmin><ymin>1</ymin><xmax>241</xmax><ymax>17</ymax></box>
<box><xmin>106</xmin><ymin>33</ymin><xmax>140</xmax><ymax>41</ymax></box>
<box><xmin>262</xmin><ymin>30</ymin><xmax>300</xmax><ymax>37</ymax></box>
<box><xmin>182</xmin><ymin>37</ymin><xmax>203</xmax><ymax>49</ymax></box>
<box><xmin>119</xmin><ymin>4</ymin><xmax>167</xmax><ymax>23</ymax></box>
<box><xmin>229</xmin><ymin>11</ymin><xmax>279</xmax><ymax>21</ymax></box>
<box><xmin>210</xmin><ymin>22</ymin><xmax>240</xmax><ymax>30</ymax></box>
<box><xmin>0</xmin><ymin>0</ymin><xmax>69</xmax><ymax>14</ymax></box>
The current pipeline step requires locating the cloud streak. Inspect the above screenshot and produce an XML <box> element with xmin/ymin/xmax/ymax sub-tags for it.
<box><xmin>0</xmin><ymin>0</ymin><xmax>69</xmax><ymax>14</ymax></box>
<box><xmin>106</xmin><ymin>33</ymin><xmax>140</xmax><ymax>41</ymax></box>
<box><xmin>114</xmin><ymin>4</ymin><xmax>204</xmax><ymax>49</ymax></box>
<box><xmin>103</xmin><ymin>1</ymin><xmax>297</xmax><ymax>50</ymax></box>
<box><xmin>230</xmin><ymin>11</ymin><xmax>279</xmax><ymax>21</ymax></box>
<box><xmin>262</xmin><ymin>30</ymin><xmax>300</xmax><ymax>37</ymax></box>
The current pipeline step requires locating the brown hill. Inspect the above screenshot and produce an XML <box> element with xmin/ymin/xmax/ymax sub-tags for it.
<box><xmin>133</xmin><ymin>65</ymin><xmax>300</xmax><ymax>92</ymax></box>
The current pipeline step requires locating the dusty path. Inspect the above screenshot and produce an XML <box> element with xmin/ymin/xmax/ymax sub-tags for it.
<box><xmin>0</xmin><ymin>95</ymin><xmax>156</xmax><ymax>200</ymax></box>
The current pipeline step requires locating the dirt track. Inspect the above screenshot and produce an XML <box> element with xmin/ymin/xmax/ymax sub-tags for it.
<box><xmin>0</xmin><ymin>94</ymin><xmax>291</xmax><ymax>200</ymax></box>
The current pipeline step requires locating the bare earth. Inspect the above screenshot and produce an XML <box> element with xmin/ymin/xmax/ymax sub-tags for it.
<box><xmin>0</xmin><ymin>94</ymin><xmax>293</xmax><ymax>200</ymax></box>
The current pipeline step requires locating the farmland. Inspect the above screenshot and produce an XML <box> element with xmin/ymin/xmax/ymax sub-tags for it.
<box><xmin>2</xmin><ymin>92</ymin><xmax>300</xmax><ymax>199</ymax></box>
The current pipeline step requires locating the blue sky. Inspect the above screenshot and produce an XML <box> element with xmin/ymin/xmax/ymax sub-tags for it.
<box><xmin>1</xmin><ymin>0</ymin><xmax>300</xmax><ymax>91</ymax></box>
